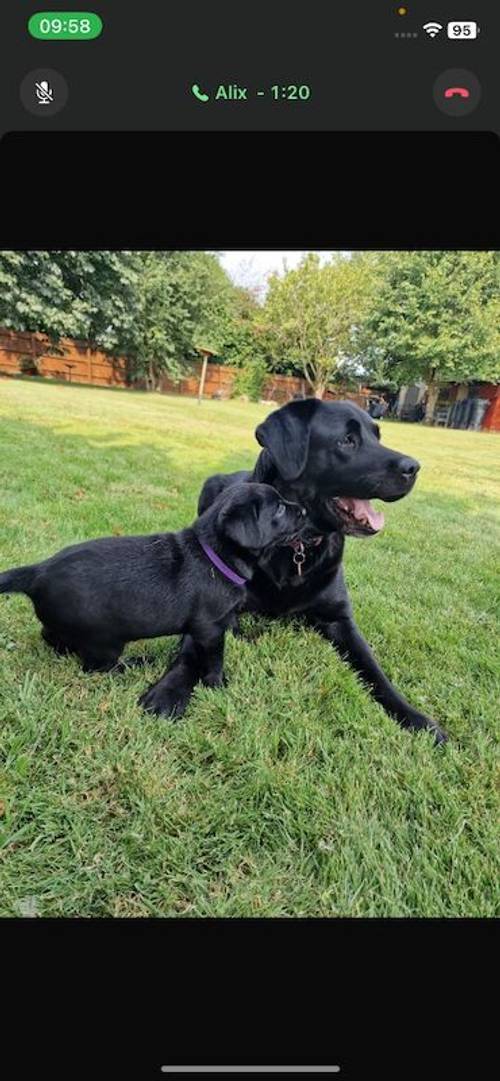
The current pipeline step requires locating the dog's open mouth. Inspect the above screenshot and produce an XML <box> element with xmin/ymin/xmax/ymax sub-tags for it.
<box><xmin>329</xmin><ymin>496</ymin><xmax>385</xmax><ymax>535</ymax></box>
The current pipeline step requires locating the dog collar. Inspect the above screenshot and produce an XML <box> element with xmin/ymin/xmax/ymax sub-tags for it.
<box><xmin>198</xmin><ymin>540</ymin><xmax>247</xmax><ymax>587</ymax></box>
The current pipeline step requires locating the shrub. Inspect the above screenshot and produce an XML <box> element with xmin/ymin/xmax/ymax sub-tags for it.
<box><xmin>232</xmin><ymin>357</ymin><xmax>268</xmax><ymax>402</ymax></box>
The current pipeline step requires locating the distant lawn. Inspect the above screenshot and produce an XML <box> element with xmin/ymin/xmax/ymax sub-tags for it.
<box><xmin>0</xmin><ymin>378</ymin><xmax>499</xmax><ymax>917</ymax></box>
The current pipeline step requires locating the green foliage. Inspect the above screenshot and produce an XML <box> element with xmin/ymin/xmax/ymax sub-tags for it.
<box><xmin>79</xmin><ymin>250</ymin><xmax>239</xmax><ymax>389</ymax></box>
<box><xmin>359</xmin><ymin>251</ymin><xmax>500</xmax><ymax>388</ymax></box>
<box><xmin>233</xmin><ymin>357</ymin><xmax>268</xmax><ymax>401</ymax></box>
<box><xmin>262</xmin><ymin>253</ymin><xmax>374</xmax><ymax>396</ymax></box>
<box><xmin>0</xmin><ymin>250</ymin><xmax>139</xmax><ymax>353</ymax></box>
<box><xmin>123</xmin><ymin>259</ymin><xmax>270</xmax><ymax>387</ymax></box>
<box><xmin>211</xmin><ymin>286</ymin><xmax>268</xmax><ymax>369</ymax></box>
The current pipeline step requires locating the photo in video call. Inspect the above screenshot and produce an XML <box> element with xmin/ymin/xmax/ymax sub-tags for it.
<box><xmin>1</xmin><ymin>247</ymin><xmax>498</xmax><ymax>922</ymax></box>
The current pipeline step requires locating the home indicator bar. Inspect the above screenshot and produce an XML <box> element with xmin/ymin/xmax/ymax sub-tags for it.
<box><xmin>160</xmin><ymin>1069</ymin><xmax>341</xmax><ymax>1075</ymax></box>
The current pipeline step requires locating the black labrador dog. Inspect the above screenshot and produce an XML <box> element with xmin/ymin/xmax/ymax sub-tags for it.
<box><xmin>140</xmin><ymin>399</ymin><xmax>447</xmax><ymax>744</ymax></box>
<box><xmin>0</xmin><ymin>483</ymin><xmax>304</xmax><ymax>689</ymax></box>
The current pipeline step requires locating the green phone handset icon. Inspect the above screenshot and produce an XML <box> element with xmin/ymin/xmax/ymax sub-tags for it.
<box><xmin>191</xmin><ymin>84</ymin><xmax>210</xmax><ymax>102</ymax></box>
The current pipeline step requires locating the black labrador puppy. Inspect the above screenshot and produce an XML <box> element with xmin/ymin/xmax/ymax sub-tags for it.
<box><xmin>0</xmin><ymin>483</ymin><xmax>304</xmax><ymax>695</ymax></box>
<box><xmin>140</xmin><ymin>399</ymin><xmax>447</xmax><ymax>744</ymax></box>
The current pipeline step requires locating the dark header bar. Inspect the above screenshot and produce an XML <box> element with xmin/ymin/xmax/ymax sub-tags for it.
<box><xmin>1</xmin><ymin>1</ymin><xmax>498</xmax><ymax>135</ymax></box>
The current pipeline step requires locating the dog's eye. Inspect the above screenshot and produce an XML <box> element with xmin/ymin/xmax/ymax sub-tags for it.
<box><xmin>337</xmin><ymin>434</ymin><xmax>357</xmax><ymax>449</ymax></box>
<box><xmin>276</xmin><ymin>502</ymin><xmax>286</xmax><ymax>517</ymax></box>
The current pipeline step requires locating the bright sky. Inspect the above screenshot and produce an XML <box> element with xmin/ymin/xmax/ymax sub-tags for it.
<box><xmin>219</xmin><ymin>250</ymin><xmax>347</xmax><ymax>292</ymax></box>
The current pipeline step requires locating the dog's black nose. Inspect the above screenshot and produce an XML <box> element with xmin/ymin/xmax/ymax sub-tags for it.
<box><xmin>397</xmin><ymin>455</ymin><xmax>420</xmax><ymax>480</ymax></box>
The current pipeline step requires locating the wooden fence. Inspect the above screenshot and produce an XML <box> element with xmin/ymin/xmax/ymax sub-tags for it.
<box><xmin>0</xmin><ymin>328</ymin><xmax>127</xmax><ymax>387</ymax></box>
<box><xmin>0</xmin><ymin>327</ymin><xmax>369</xmax><ymax>408</ymax></box>
<box><xmin>159</xmin><ymin>361</ymin><xmax>368</xmax><ymax>406</ymax></box>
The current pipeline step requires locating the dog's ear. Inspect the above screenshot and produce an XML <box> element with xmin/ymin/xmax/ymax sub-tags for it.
<box><xmin>222</xmin><ymin>509</ymin><xmax>262</xmax><ymax>550</ymax></box>
<box><xmin>216</xmin><ymin>486</ymin><xmax>270</xmax><ymax>550</ymax></box>
<box><xmin>219</xmin><ymin>496</ymin><xmax>264</xmax><ymax>550</ymax></box>
<box><xmin>255</xmin><ymin>399</ymin><xmax>319</xmax><ymax>481</ymax></box>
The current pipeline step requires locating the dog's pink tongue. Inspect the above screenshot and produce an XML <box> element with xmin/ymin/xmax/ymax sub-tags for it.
<box><xmin>342</xmin><ymin>498</ymin><xmax>385</xmax><ymax>531</ymax></box>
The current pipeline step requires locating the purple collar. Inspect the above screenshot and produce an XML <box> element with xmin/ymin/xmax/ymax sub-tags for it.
<box><xmin>198</xmin><ymin>539</ymin><xmax>247</xmax><ymax>587</ymax></box>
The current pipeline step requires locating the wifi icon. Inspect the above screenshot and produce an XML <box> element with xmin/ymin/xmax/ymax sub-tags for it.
<box><xmin>423</xmin><ymin>21</ymin><xmax>443</xmax><ymax>38</ymax></box>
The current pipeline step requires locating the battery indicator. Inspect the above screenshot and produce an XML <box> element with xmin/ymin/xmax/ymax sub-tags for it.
<box><xmin>447</xmin><ymin>21</ymin><xmax>479</xmax><ymax>39</ymax></box>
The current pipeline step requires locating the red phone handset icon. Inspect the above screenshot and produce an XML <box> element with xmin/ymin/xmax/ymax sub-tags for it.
<box><xmin>444</xmin><ymin>86</ymin><xmax>470</xmax><ymax>99</ymax></box>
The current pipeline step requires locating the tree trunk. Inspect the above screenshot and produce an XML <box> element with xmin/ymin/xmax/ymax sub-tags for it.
<box><xmin>314</xmin><ymin>384</ymin><xmax>326</xmax><ymax>399</ymax></box>
<box><xmin>424</xmin><ymin>380</ymin><xmax>440</xmax><ymax>423</ymax></box>
<box><xmin>145</xmin><ymin>359</ymin><xmax>157</xmax><ymax>393</ymax></box>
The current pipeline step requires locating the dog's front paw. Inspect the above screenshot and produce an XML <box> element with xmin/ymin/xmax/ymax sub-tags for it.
<box><xmin>406</xmin><ymin>713</ymin><xmax>448</xmax><ymax>746</ymax></box>
<box><xmin>428</xmin><ymin>723</ymin><xmax>448</xmax><ymax>746</ymax></box>
<box><xmin>202</xmin><ymin>669</ymin><xmax>226</xmax><ymax>689</ymax></box>
<box><xmin>138</xmin><ymin>680</ymin><xmax>191</xmax><ymax>720</ymax></box>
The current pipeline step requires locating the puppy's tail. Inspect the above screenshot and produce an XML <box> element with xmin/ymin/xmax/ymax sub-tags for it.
<box><xmin>0</xmin><ymin>564</ymin><xmax>36</xmax><ymax>595</ymax></box>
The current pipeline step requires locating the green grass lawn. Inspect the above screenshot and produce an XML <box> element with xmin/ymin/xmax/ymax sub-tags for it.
<box><xmin>0</xmin><ymin>378</ymin><xmax>499</xmax><ymax>917</ymax></box>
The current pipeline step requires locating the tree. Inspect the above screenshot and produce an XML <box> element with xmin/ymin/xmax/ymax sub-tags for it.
<box><xmin>125</xmin><ymin>251</ymin><xmax>237</xmax><ymax>389</ymax></box>
<box><xmin>359</xmin><ymin>251</ymin><xmax>500</xmax><ymax>419</ymax></box>
<box><xmin>0</xmin><ymin>250</ymin><xmax>139</xmax><ymax>353</ymax></box>
<box><xmin>215</xmin><ymin>286</ymin><xmax>268</xmax><ymax>368</ymax></box>
<box><xmin>185</xmin><ymin>253</ymin><xmax>243</xmax><ymax>358</ymax></box>
<box><xmin>262</xmin><ymin>253</ymin><xmax>373</xmax><ymax>397</ymax></box>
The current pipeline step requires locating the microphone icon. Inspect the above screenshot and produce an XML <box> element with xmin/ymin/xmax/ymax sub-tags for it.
<box><xmin>35</xmin><ymin>80</ymin><xmax>54</xmax><ymax>105</ymax></box>
<box><xmin>21</xmin><ymin>68</ymin><xmax>68</xmax><ymax>116</ymax></box>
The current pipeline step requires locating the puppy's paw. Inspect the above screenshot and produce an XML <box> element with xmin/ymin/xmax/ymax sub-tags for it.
<box><xmin>138</xmin><ymin>681</ymin><xmax>191</xmax><ymax>720</ymax></box>
<box><xmin>114</xmin><ymin>655</ymin><xmax>149</xmax><ymax>672</ymax></box>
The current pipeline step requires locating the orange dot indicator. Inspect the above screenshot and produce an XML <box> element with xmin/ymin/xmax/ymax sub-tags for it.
<box><xmin>397</xmin><ymin>5</ymin><xmax>408</xmax><ymax>13</ymax></box>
